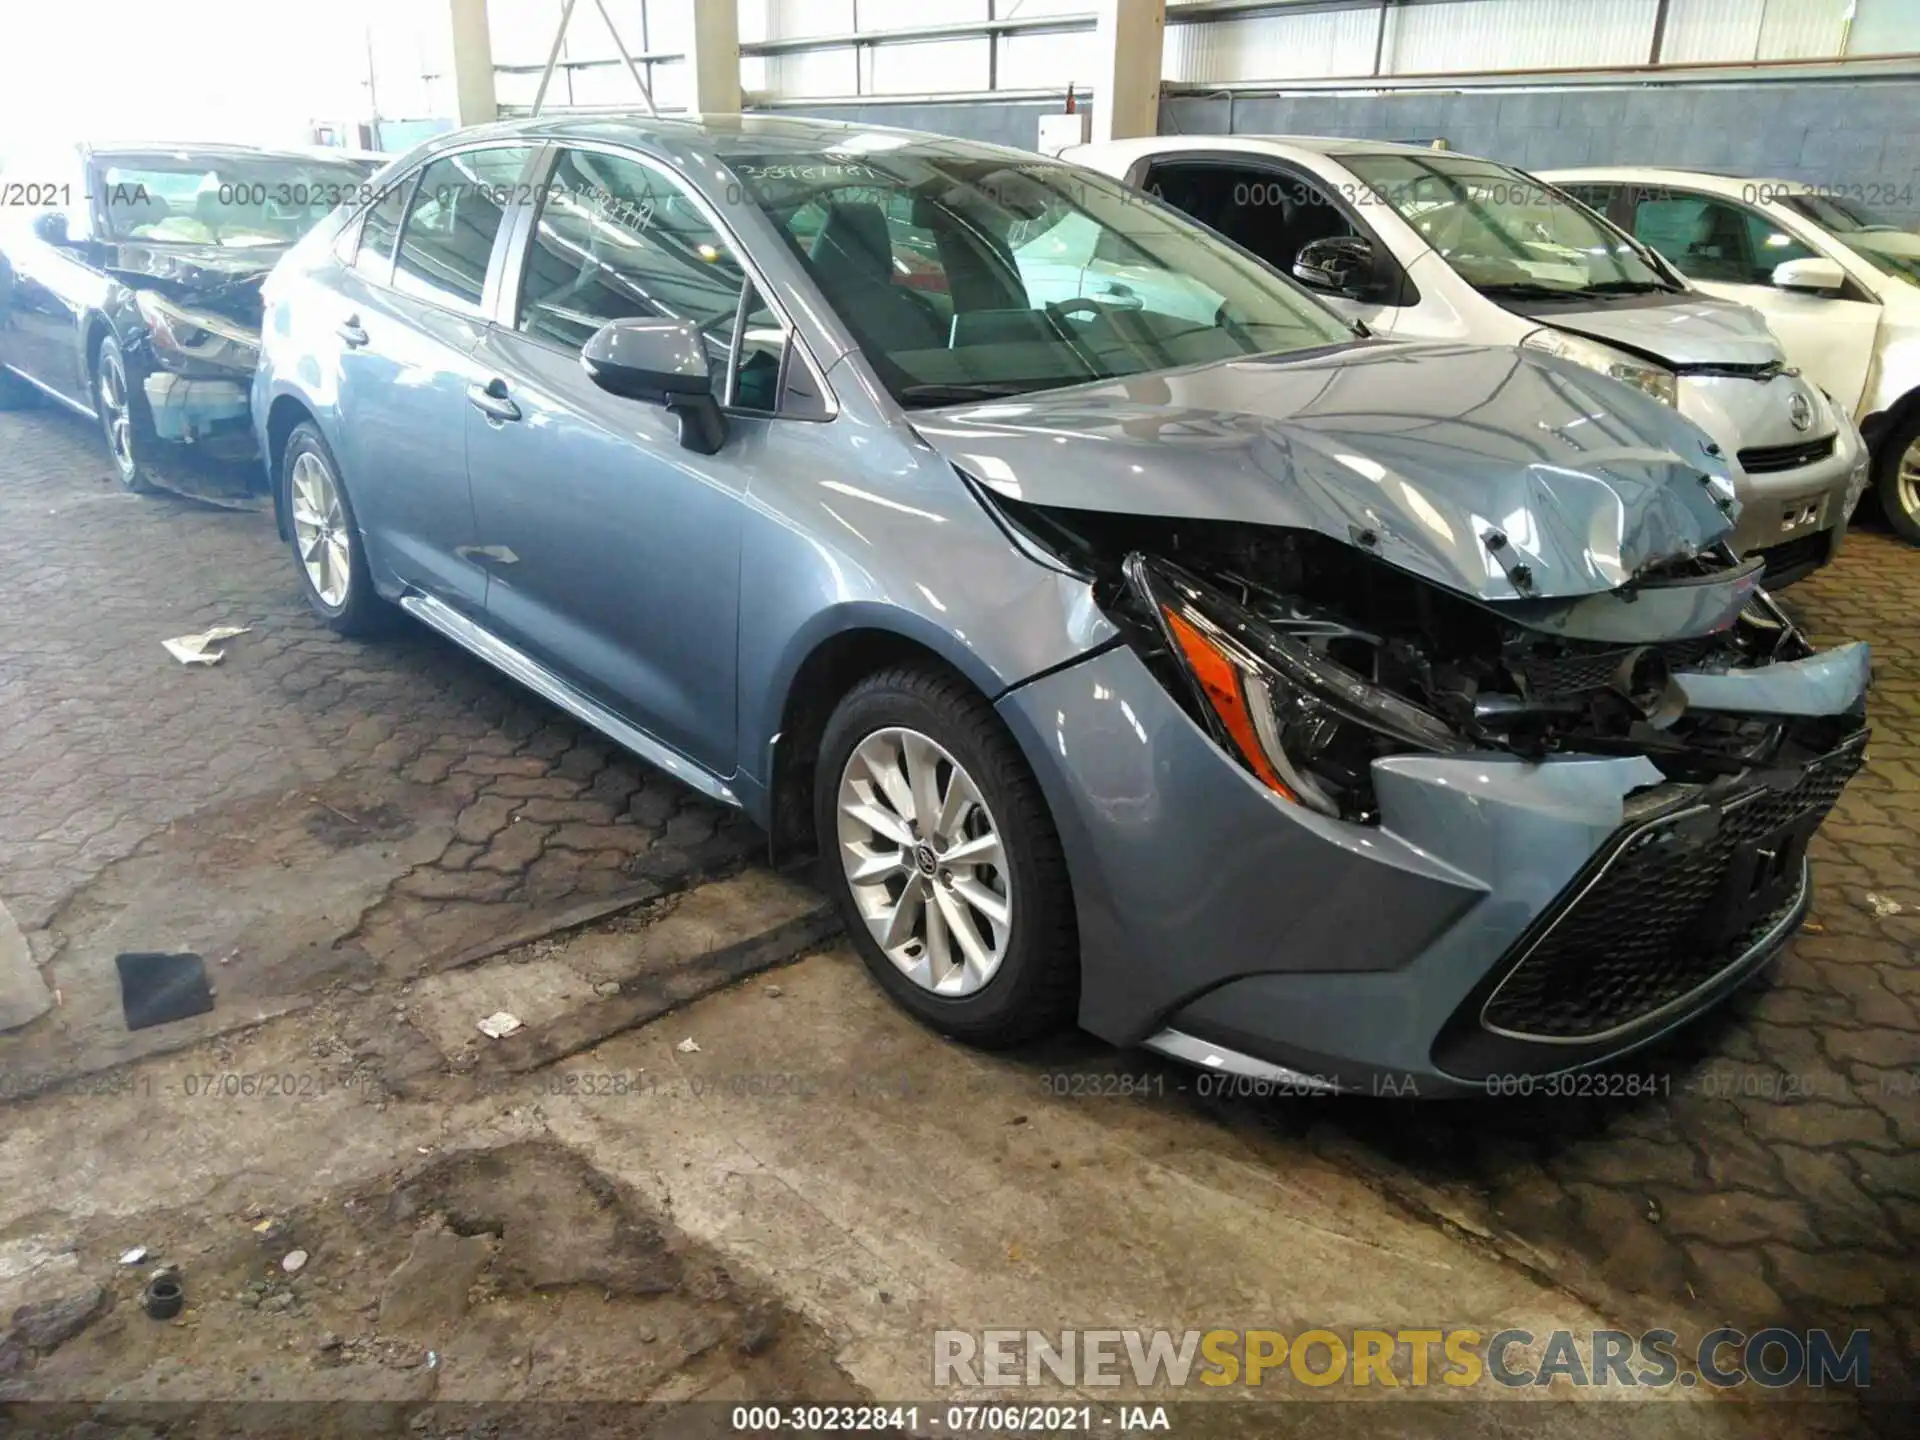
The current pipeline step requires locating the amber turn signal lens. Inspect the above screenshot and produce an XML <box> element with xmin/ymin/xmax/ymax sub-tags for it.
<box><xmin>1162</xmin><ymin>607</ymin><xmax>1299</xmax><ymax>804</ymax></box>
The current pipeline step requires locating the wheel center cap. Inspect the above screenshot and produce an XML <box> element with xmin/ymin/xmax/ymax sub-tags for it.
<box><xmin>912</xmin><ymin>842</ymin><xmax>938</xmax><ymax>877</ymax></box>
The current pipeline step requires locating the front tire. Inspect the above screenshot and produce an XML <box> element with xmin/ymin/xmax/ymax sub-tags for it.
<box><xmin>94</xmin><ymin>335</ymin><xmax>160</xmax><ymax>492</ymax></box>
<box><xmin>1877</xmin><ymin>413</ymin><xmax>1920</xmax><ymax>545</ymax></box>
<box><xmin>814</xmin><ymin>665</ymin><xmax>1077</xmax><ymax>1047</ymax></box>
<box><xmin>283</xmin><ymin>421</ymin><xmax>387</xmax><ymax>635</ymax></box>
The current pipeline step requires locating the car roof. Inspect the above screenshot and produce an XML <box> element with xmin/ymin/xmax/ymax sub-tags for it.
<box><xmin>84</xmin><ymin>140</ymin><xmax>369</xmax><ymax>165</ymax></box>
<box><xmin>413</xmin><ymin>111</ymin><xmax>1051</xmax><ymax>167</ymax></box>
<box><xmin>1541</xmin><ymin>165</ymin><xmax>1803</xmax><ymax>193</ymax></box>
<box><xmin>1062</xmin><ymin>132</ymin><xmax>1516</xmax><ymax>174</ymax></box>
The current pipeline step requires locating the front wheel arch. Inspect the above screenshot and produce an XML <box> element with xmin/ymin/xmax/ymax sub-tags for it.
<box><xmin>765</xmin><ymin>626</ymin><xmax>974</xmax><ymax>859</ymax></box>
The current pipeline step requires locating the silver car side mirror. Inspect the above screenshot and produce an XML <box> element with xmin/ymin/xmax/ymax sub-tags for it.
<box><xmin>1771</xmin><ymin>256</ymin><xmax>1846</xmax><ymax>294</ymax></box>
<box><xmin>582</xmin><ymin>317</ymin><xmax>727</xmax><ymax>455</ymax></box>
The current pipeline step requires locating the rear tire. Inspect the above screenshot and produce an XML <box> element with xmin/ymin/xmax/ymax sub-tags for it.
<box><xmin>282</xmin><ymin>421</ymin><xmax>389</xmax><ymax>636</ymax></box>
<box><xmin>814</xmin><ymin>664</ymin><xmax>1078</xmax><ymax>1048</ymax></box>
<box><xmin>94</xmin><ymin>334</ymin><xmax>160</xmax><ymax>493</ymax></box>
<box><xmin>1876</xmin><ymin>413</ymin><xmax>1920</xmax><ymax>546</ymax></box>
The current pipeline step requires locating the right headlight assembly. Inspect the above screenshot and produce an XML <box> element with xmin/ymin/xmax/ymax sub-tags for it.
<box><xmin>1124</xmin><ymin>555</ymin><xmax>1467</xmax><ymax>824</ymax></box>
<box><xmin>1521</xmin><ymin>326</ymin><xmax>1678</xmax><ymax>407</ymax></box>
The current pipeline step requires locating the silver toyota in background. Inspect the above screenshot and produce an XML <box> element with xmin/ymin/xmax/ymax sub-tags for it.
<box><xmin>252</xmin><ymin>117</ymin><xmax>1869</xmax><ymax>1095</ymax></box>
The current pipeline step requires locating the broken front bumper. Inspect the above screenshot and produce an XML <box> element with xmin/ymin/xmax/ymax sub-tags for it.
<box><xmin>143</xmin><ymin>373</ymin><xmax>257</xmax><ymax>455</ymax></box>
<box><xmin>997</xmin><ymin>641</ymin><xmax>1869</xmax><ymax>1097</ymax></box>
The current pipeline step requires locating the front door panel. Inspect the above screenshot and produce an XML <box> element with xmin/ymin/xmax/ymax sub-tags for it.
<box><xmin>465</xmin><ymin>327</ymin><xmax>745</xmax><ymax>774</ymax></box>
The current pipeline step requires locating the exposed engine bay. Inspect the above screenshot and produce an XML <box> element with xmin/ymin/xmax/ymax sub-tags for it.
<box><xmin>990</xmin><ymin>494</ymin><xmax>1863</xmax><ymax>825</ymax></box>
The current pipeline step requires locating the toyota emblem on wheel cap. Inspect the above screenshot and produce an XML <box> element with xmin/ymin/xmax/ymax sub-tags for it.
<box><xmin>1787</xmin><ymin>390</ymin><xmax>1814</xmax><ymax>432</ymax></box>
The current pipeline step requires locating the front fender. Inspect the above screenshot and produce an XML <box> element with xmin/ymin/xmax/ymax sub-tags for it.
<box><xmin>731</xmin><ymin>398</ymin><xmax>1117</xmax><ymax>820</ymax></box>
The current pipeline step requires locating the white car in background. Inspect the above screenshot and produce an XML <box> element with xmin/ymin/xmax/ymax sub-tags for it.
<box><xmin>1064</xmin><ymin>136</ymin><xmax>1871</xmax><ymax>585</ymax></box>
<box><xmin>1544</xmin><ymin>167</ymin><xmax>1920</xmax><ymax>542</ymax></box>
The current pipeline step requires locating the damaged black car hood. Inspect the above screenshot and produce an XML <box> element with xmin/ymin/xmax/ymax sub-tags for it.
<box><xmin>913</xmin><ymin>341</ymin><xmax>1737</xmax><ymax>603</ymax></box>
<box><xmin>105</xmin><ymin>241</ymin><xmax>282</xmax><ymax>325</ymax></box>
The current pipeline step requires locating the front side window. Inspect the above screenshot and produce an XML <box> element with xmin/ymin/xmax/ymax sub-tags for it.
<box><xmin>513</xmin><ymin>147</ymin><xmax>811</xmax><ymax>413</ymax></box>
<box><xmin>1631</xmin><ymin>194</ymin><xmax>1817</xmax><ymax>286</ymax></box>
<box><xmin>1780</xmin><ymin>193</ymin><xmax>1920</xmax><ymax>287</ymax></box>
<box><xmin>729</xmin><ymin>152</ymin><xmax>1355</xmax><ymax>407</ymax></box>
<box><xmin>393</xmin><ymin>147</ymin><xmax>535</xmax><ymax>310</ymax></box>
<box><xmin>1143</xmin><ymin>162</ymin><xmax>1361</xmax><ymax>275</ymax></box>
<box><xmin>1341</xmin><ymin>153</ymin><xmax>1672</xmax><ymax>299</ymax></box>
<box><xmin>93</xmin><ymin>151</ymin><xmax>369</xmax><ymax>248</ymax></box>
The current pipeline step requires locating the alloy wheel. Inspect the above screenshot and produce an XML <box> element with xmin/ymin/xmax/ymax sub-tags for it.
<box><xmin>835</xmin><ymin>726</ymin><xmax>1013</xmax><ymax>996</ymax></box>
<box><xmin>98</xmin><ymin>351</ymin><xmax>134</xmax><ymax>475</ymax></box>
<box><xmin>1899</xmin><ymin>436</ymin><xmax>1920</xmax><ymax>522</ymax></box>
<box><xmin>289</xmin><ymin>451</ymin><xmax>353</xmax><ymax>608</ymax></box>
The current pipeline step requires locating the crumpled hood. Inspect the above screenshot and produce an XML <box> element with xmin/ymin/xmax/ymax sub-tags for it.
<box><xmin>913</xmin><ymin>340</ymin><xmax>1738</xmax><ymax>603</ymax></box>
<box><xmin>105</xmin><ymin>242</ymin><xmax>282</xmax><ymax>325</ymax></box>
<box><xmin>1532</xmin><ymin>292</ymin><xmax>1783</xmax><ymax>368</ymax></box>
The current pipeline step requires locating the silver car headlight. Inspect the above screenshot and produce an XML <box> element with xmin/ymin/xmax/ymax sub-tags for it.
<box><xmin>1521</xmin><ymin>327</ymin><xmax>1678</xmax><ymax>407</ymax></box>
<box><xmin>135</xmin><ymin>290</ymin><xmax>261</xmax><ymax>375</ymax></box>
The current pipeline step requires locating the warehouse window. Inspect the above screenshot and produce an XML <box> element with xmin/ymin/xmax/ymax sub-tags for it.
<box><xmin>1631</xmin><ymin>195</ymin><xmax>1818</xmax><ymax>287</ymax></box>
<box><xmin>514</xmin><ymin>147</ymin><xmax>747</xmax><ymax>397</ymax></box>
<box><xmin>393</xmin><ymin>147</ymin><xmax>536</xmax><ymax>312</ymax></box>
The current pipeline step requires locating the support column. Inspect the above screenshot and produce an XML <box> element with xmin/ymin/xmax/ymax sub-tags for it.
<box><xmin>1091</xmin><ymin>0</ymin><xmax>1165</xmax><ymax>143</ymax></box>
<box><xmin>685</xmin><ymin>0</ymin><xmax>742</xmax><ymax>115</ymax></box>
<box><xmin>447</xmin><ymin>0</ymin><xmax>498</xmax><ymax>125</ymax></box>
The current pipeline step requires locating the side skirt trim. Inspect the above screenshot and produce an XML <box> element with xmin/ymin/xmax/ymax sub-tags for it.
<box><xmin>399</xmin><ymin>592</ymin><xmax>740</xmax><ymax>808</ymax></box>
<box><xmin>4</xmin><ymin>364</ymin><xmax>96</xmax><ymax>420</ymax></box>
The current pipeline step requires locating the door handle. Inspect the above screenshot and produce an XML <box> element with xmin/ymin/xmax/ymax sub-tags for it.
<box><xmin>336</xmin><ymin>316</ymin><xmax>369</xmax><ymax>348</ymax></box>
<box><xmin>467</xmin><ymin>377</ymin><xmax>521</xmax><ymax>423</ymax></box>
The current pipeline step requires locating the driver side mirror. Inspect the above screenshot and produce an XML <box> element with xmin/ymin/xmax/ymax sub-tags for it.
<box><xmin>1293</xmin><ymin>236</ymin><xmax>1378</xmax><ymax>299</ymax></box>
<box><xmin>1771</xmin><ymin>256</ymin><xmax>1846</xmax><ymax>295</ymax></box>
<box><xmin>582</xmin><ymin>317</ymin><xmax>727</xmax><ymax>455</ymax></box>
<box><xmin>31</xmin><ymin>211</ymin><xmax>71</xmax><ymax>247</ymax></box>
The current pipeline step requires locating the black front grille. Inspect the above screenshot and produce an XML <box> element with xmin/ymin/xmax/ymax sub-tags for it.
<box><xmin>1517</xmin><ymin>634</ymin><xmax>1721</xmax><ymax>698</ymax></box>
<box><xmin>1738</xmin><ymin>435</ymin><xmax>1836</xmax><ymax>473</ymax></box>
<box><xmin>1478</xmin><ymin>737</ymin><xmax>1866</xmax><ymax>1043</ymax></box>
<box><xmin>1761</xmin><ymin>531</ymin><xmax>1830</xmax><ymax>584</ymax></box>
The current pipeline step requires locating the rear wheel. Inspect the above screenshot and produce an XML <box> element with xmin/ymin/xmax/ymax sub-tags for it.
<box><xmin>1878</xmin><ymin>414</ymin><xmax>1920</xmax><ymax>545</ymax></box>
<box><xmin>94</xmin><ymin>334</ymin><xmax>160</xmax><ymax>492</ymax></box>
<box><xmin>283</xmin><ymin>421</ymin><xmax>388</xmax><ymax>635</ymax></box>
<box><xmin>814</xmin><ymin>665</ymin><xmax>1077</xmax><ymax>1047</ymax></box>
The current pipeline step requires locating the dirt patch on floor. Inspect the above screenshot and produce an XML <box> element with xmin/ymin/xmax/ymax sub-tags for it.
<box><xmin>1</xmin><ymin>1138</ymin><xmax>862</xmax><ymax>1435</ymax></box>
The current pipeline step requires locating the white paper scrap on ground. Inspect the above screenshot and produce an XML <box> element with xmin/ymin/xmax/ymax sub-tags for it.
<box><xmin>162</xmin><ymin>625</ymin><xmax>251</xmax><ymax>666</ymax></box>
<box><xmin>477</xmin><ymin>1011</ymin><xmax>524</xmax><ymax>1039</ymax></box>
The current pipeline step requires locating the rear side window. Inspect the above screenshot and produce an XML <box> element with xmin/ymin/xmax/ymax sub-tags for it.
<box><xmin>393</xmin><ymin>147</ymin><xmax>535</xmax><ymax>310</ymax></box>
<box><xmin>1632</xmin><ymin>194</ymin><xmax>1817</xmax><ymax>285</ymax></box>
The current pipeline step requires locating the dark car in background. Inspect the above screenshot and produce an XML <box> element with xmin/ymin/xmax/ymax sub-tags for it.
<box><xmin>0</xmin><ymin>141</ymin><xmax>378</xmax><ymax>491</ymax></box>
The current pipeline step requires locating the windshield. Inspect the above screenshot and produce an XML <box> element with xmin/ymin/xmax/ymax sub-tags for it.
<box><xmin>1780</xmin><ymin>193</ymin><xmax>1920</xmax><ymax>287</ymax></box>
<box><xmin>1341</xmin><ymin>153</ymin><xmax>1674</xmax><ymax>298</ymax></box>
<box><xmin>727</xmin><ymin>152</ymin><xmax>1356</xmax><ymax>407</ymax></box>
<box><xmin>94</xmin><ymin>152</ymin><xmax>371</xmax><ymax>248</ymax></box>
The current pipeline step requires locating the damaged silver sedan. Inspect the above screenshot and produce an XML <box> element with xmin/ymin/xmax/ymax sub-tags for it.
<box><xmin>251</xmin><ymin>117</ymin><xmax>1868</xmax><ymax>1095</ymax></box>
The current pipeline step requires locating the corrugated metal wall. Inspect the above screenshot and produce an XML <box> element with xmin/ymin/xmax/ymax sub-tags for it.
<box><xmin>486</xmin><ymin>0</ymin><xmax>1918</xmax><ymax>112</ymax></box>
<box><xmin>1164</xmin><ymin>7</ymin><xmax>1377</xmax><ymax>86</ymax></box>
